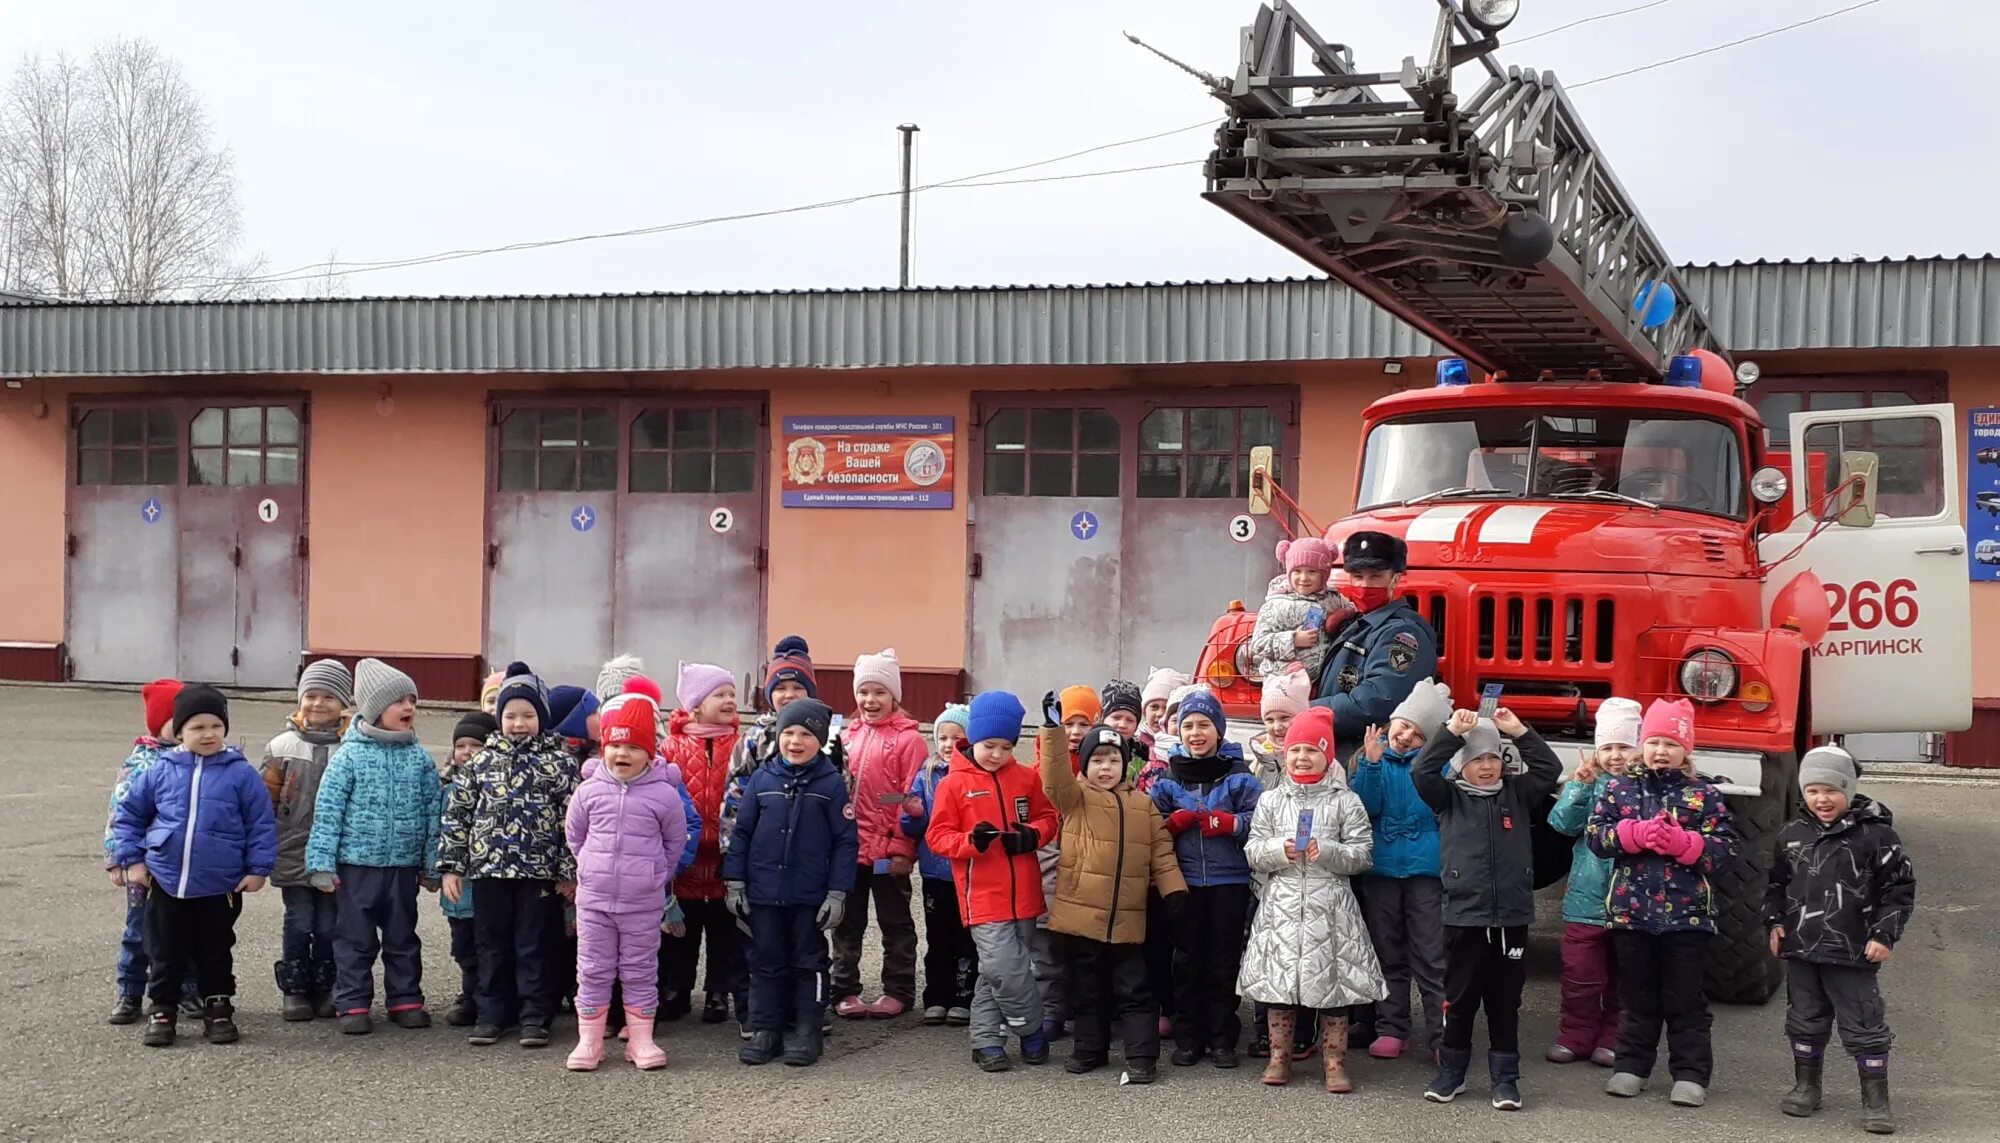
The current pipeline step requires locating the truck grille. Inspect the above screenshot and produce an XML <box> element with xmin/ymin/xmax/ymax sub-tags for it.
<box><xmin>1474</xmin><ymin>591</ymin><xmax>1616</xmax><ymax>666</ymax></box>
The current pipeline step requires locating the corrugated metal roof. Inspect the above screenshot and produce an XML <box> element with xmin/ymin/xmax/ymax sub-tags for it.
<box><xmin>1</xmin><ymin>256</ymin><xmax>1993</xmax><ymax>377</ymax></box>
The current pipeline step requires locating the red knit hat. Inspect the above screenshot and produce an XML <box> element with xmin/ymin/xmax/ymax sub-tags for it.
<box><xmin>1283</xmin><ymin>706</ymin><xmax>1336</xmax><ymax>755</ymax></box>
<box><xmin>141</xmin><ymin>678</ymin><xmax>183</xmax><ymax>738</ymax></box>
<box><xmin>601</xmin><ymin>697</ymin><xmax>658</xmax><ymax>756</ymax></box>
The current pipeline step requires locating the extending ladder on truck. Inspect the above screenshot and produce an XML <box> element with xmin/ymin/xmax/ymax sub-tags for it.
<box><xmin>1201</xmin><ymin>0</ymin><xmax>1723</xmax><ymax>380</ymax></box>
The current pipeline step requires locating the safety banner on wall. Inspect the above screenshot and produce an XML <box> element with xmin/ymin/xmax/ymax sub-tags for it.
<box><xmin>781</xmin><ymin>416</ymin><xmax>955</xmax><ymax>509</ymax></box>
<box><xmin>1969</xmin><ymin>407</ymin><xmax>2000</xmax><ymax>581</ymax></box>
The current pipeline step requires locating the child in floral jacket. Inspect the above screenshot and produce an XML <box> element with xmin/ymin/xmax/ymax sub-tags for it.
<box><xmin>1586</xmin><ymin>698</ymin><xmax>1737</xmax><ymax>1110</ymax></box>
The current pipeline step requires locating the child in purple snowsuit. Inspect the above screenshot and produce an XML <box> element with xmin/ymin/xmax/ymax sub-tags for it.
<box><xmin>564</xmin><ymin>699</ymin><xmax>689</xmax><ymax>1072</ymax></box>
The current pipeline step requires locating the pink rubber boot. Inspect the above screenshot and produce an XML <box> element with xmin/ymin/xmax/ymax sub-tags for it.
<box><xmin>623</xmin><ymin>1007</ymin><xmax>667</xmax><ymax>1070</ymax></box>
<box><xmin>566</xmin><ymin>1007</ymin><xmax>607</xmax><ymax>1071</ymax></box>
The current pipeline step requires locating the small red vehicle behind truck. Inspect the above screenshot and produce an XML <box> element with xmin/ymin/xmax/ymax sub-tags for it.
<box><xmin>1185</xmin><ymin>0</ymin><xmax>1973</xmax><ymax>1000</ymax></box>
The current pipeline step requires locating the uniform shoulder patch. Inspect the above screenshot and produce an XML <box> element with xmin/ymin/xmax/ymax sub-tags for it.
<box><xmin>842</xmin><ymin>801</ymin><xmax>857</xmax><ymax>819</ymax></box>
<box><xmin>1386</xmin><ymin>642</ymin><xmax>1416</xmax><ymax>673</ymax></box>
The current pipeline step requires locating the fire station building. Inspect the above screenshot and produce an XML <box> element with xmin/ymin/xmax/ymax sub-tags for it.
<box><xmin>2</xmin><ymin>256</ymin><xmax>1996</xmax><ymax>761</ymax></box>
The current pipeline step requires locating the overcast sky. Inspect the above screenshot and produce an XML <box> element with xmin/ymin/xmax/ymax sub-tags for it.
<box><xmin>1</xmin><ymin>0</ymin><xmax>1990</xmax><ymax>297</ymax></box>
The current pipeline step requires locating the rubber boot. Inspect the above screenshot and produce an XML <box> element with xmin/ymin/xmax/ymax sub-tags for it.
<box><xmin>1261</xmin><ymin>1008</ymin><xmax>1295</xmax><ymax>1085</ymax></box>
<box><xmin>1781</xmin><ymin>1057</ymin><xmax>1823</xmax><ymax>1118</ymax></box>
<box><xmin>1425</xmin><ymin>1047</ymin><xmax>1472</xmax><ymax>1102</ymax></box>
<box><xmin>622</xmin><ymin>1007</ymin><xmax>667</xmax><ymax>1070</ymax></box>
<box><xmin>566</xmin><ymin>1007</ymin><xmax>607</xmax><ymax>1071</ymax></box>
<box><xmin>1320</xmin><ymin>1014</ymin><xmax>1352</xmax><ymax>1094</ymax></box>
<box><xmin>1859</xmin><ymin>1056</ymin><xmax>1896</xmax><ymax>1135</ymax></box>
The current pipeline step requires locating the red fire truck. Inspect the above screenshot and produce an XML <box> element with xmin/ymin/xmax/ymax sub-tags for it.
<box><xmin>1187</xmin><ymin>0</ymin><xmax>1972</xmax><ymax>1001</ymax></box>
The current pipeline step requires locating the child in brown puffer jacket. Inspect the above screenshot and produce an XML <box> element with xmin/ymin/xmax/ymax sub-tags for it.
<box><xmin>1039</xmin><ymin>723</ymin><xmax>1188</xmax><ymax>1084</ymax></box>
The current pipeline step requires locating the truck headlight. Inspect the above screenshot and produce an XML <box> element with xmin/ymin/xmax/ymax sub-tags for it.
<box><xmin>1234</xmin><ymin>643</ymin><xmax>1265</xmax><ymax>686</ymax></box>
<box><xmin>1678</xmin><ymin>648</ymin><xmax>1738</xmax><ymax>704</ymax></box>
<box><xmin>1751</xmin><ymin>466</ymin><xmax>1789</xmax><ymax>505</ymax></box>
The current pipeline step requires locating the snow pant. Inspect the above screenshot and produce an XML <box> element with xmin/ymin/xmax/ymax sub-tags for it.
<box><xmin>1441</xmin><ymin>924</ymin><xmax>1528</xmax><ymax>1055</ymax></box>
<box><xmin>1172</xmin><ymin>882</ymin><xmax>1252</xmax><ymax>1052</ymax></box>
<box><xmin>830</xmin><ymin>865</ymin><xmax>918</xmax><ymax>1005</ymax></box>
<box><xmin>1557</xmin><ymin>921</ymin><xmax>1621</xmax><ymax>1055</ymax></box>
<box><xmin>332</xmin><ymin>865</ymin><xmax>424</xmax><ymax>1016</ymax></box>
<box><xmin>576</xmin><ymin>906</ymin><xmax>665</xmax><ymax>1012</ymax></box>
<box><xmin>920</xmin><ymin>877</ymin><xmax>978</xmax><ymax>1010</ymax></box>
<box><xmin>968</xmin><ymin>919</ymin><xmax>1043</xmax><ymax>1051</ymax></box>
<box><xmin>1612</xmin><ymin>929</ymin><xmax>1713</xmax><ymax>1085</ymax></box>
<box><xmin>144</xmin><ymin>889</ymin><xmax>241</xmax><ymax>1010</ymax></box>
<box><xmin>1361</xmin><ymin>874</ymin><xmax>1446</xmax><ymax>1051</ymax></box>
<box><xmin>747</xmin><ymin>904</ymin><xmax>828</xmax><ymax>1033</ymax></box>
<box><xmin>1057</xmin><ymin>933</ymin><xmax>1158</xmax><ymax>1061</ymax></box>
<box><xmin>447</xmin><ymin>916</ymin><xmax>478</xmax><ymax>999</ymax></box>
<box><xmin>471</xmin><ymin>878</ymin><xmax>556</xmax><ymax>1028</ymax></box>
<box><xmin>665</xmin><ymin>896</ymin><xmax>742</xmax><ymax>1007</ymax></box>
<box><xmin>278</xmin><ymin>885</ymin><xmax>339</xmax><ymax>999</ymax></box>
<box><xmin>1143</xmin><ymin>890</ymin><xmax>1176</xmax><ymax>1025</ymax></box>
<box><xmin>1784</xmin><ymin>959</ymin><xmax>1891</xmax><ymax>1058</ymax></box>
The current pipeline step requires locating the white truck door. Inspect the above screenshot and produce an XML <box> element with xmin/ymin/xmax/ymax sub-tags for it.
<box><xmin>1757</xmin><ymin>403</ymin><xmax>1972</xmax><ymax>735</ymax></box>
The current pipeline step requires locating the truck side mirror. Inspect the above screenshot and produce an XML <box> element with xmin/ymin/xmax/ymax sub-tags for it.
<box><xmin>1831</xmin><ymin>451</ymin><xmax>1878</xmax><ymax>528</ymax></box>
<box><xmin>1248</xmin><ymin>445</ymin><xmax>1274</xmax><ymax>516</ymax></box>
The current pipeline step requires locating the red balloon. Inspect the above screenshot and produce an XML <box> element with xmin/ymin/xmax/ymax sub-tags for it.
<box><xmin>1770</xmin><ymin>570</ymin><xmax>1830</xmax><ymax>643</ymax></box>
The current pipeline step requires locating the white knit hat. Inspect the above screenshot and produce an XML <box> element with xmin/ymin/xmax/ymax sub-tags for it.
<box><xmin>1389</xmin><ymin>679</ymin><xmax>1452</xmax><ymax>737</ymax></box>
<box><xmin>1143</xmin><ymin>667</ymin><xmax>1191</xmax><ymax>706</ymax></box>
<box><xmin>852</xmin><ymin>648</ymin><xmax>903</xmax><ymax>703</ymax></box>
<box><xmin>594</xmin><ymin>653</ymin><xmax>646</xmax><ymax>702</ymax></box>
<box><xmin>1595</xmin><ymin>697</ymin><xmax>1643</xmax><ymax>749</ymax></box>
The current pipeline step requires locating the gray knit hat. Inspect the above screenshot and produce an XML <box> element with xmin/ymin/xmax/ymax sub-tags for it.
<box><xmin>354</xmin><ymin>657</ymin><xmax>418</xmax><ymax>724</ymax></box>
<box><xmin>594</xmin><ymin>653</ymin><xmax>646</xmax><ymax>703</ymax></box>
<box><xmin>297</xmin><ymin>658</ymin><xmax>354</xmax><ymax>707</ymax></box>
<box><xmin>1798</xmin><ymin>745</ymin><xmax>1858</xmax><ymax>801</ymax></box>
<box><xmin>1389</xmin><ymin>680</ymin><xmax>1451</xmax><ymax>738</ymax></box>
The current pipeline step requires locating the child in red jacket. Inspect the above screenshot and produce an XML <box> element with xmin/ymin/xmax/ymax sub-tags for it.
<box><xmin>660</xmin><ymin>661</ymin><xmax>744</xmax><ymax>1025</ymax></box>
<box><xmin>831</xmin><ymin>649</ymin><xmax>928</xmax><ymax>1020</ymax></box>
<box><xmin>926</xmin><ymin>691</ymin><xmax>1059</xmax><ymax>1073</ymax></box>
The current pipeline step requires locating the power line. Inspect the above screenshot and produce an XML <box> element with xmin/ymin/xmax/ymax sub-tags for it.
<box><xmin>1571</xmin><ymin>0</ymin><xmax>1883</xmax><ymax>88</ymax></box>
<box><xmin>1509</xmin><ymin>0</ymin><xmax>1683</xmax><ymax>46</ymax></box>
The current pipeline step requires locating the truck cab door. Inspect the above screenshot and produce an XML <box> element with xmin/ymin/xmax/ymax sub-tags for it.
<box><xmin>1757</xmin><ymin>403</ymin><xmax>1971</xmax><ymax>735</ymax></box>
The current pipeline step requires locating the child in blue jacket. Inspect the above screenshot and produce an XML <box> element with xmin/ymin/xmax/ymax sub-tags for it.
<box><xmin>1148</xmin><ymin>688</ymin><xmax>1261</xmax><ymax>1068</ymax></box>
<box><xmin>1348</xmin><ymin>678</ymin><xmax>1451</xmax><ymax>1062</ymax></box>
<box><xmin>1545</xmin><ymin>697</ymin><xmax>1640</xmax><ymax>1067</ymax></box>
<box><xmin>110</xmin><ymin>686</ymin><xmax>278</xmax><ymax>1048</ymax></box>
<box><xmin>305</xmin><ymin>660</ymin><xmax>445</xmax><ymax>1035</ymax></box>
<box><xmin>900</xmin><ymin>703</ymin><xmax>977</xmax><ymax>1026</ymax></box>
<box><xmin>724</xmin><ymin>699</ymin><xmax>858</xmax><ymax>1068</ymax></box>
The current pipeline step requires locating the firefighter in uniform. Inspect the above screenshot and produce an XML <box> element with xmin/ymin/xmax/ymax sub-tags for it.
<box><xmin>1311</xmin><ymin>531</ymin><xmax>1438</xmax><ymax>761</ymax></box>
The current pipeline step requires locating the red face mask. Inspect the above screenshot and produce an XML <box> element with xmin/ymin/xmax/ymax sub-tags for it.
<box><xmin>1340</xmin><ymin>584</ymin><xmax>1394</xmax><ymax>613</ymax></box>
<box><xmin>1291</xmin><ymin>768</ymin><xmax>1327</xmax><ymax>785</ymax></box>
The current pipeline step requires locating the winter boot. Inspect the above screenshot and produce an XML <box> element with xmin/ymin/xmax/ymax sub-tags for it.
<box><xmin>311</xmin><ymin>960</ymin><xmax>338</xmax><ymax>1018</ymax></box>
<box><xmin>275</xmin><ymin>959</ymin><xmax>315</xmax><ymax>1021</ymax></box>
<box><xmin>444</xmin><ymin>994</ymin><xmax>477</xmax><ymax>1027</ymax></box>
<box><xmin>566</xmin><ymin>1007</ymin><xmax>607</xmax><ymax>1071</ymax></box>
<box><xmin>783</xmin><ymin>1020</ymin><xmax>825</xmax><ymax>1067</ymax></box>
<box><xmin>201</xmin><ymin>997</ymin><xmax>239</xmax><ymax>1045</ymax></box>
<box><xmin>1859</xmin><ymin>1055</ymin><xmax>1896</xmax><ymax>1135</ymax></box>
<box><xmin>622</xmin><ymin>1007</ymin><xmax>667</xmax><ymax>1070</ymax></box>
<box><xmin>390</xmin><ymin>1006</ymin><xmax>432</xmax><ymax>1029</ymax></box>
<box><xmin>1124</xmin><ymin>1057</ymin><xmax>1159</xmax><ymax>1084</ymax></box>
<box><xmin>1781</xmin><ymin>1051</ymin><xmax>1824</xmax><ymax>1117</ymax></box>
<box><xmin>108</xmin><ymin>995</ymin><xmax>143</xmax><ymax>1025</ymax></box>
<box><xmin>739</xmin><ymin>1029</ymin><xmax>782</xmax><ymax>1065</ymax></box>
<box><xmin>1489</xmin><ymin>1050</ymin><xmax>1523</xmax><ymax>1110</ymax></box>
<box><xmin>1425</xmin><ymin>1047</ymin><xmax>1472</xmax><ymax>1103</ymax></box>
<box><xmin>1261</xmin><ymin>1009</ymin><xmax>1296</xmax><ymax>1085</ymax></box>
<box><xmin>1320</xmin><ymin>1015</ymin><xmax>1353</xmax><ymax>1094</ymax></box>
<box><xmin>142</xmin><ymin>1009</ymin><xmax>176</xmax><ymax>1048</ymax></box>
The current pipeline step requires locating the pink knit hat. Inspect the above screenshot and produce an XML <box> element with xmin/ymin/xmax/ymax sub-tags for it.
<box><xmin>676</xmin><ymin>661</ymin><xmax>735</xmax><ymax>711</ymax></box>
<box><xmin>1277</xmin><ymin>536</ymin><xmax>1334</xmax><ymax>573</ymax></box>
<box><xmin>1640</xmin><ymin>697</ymin><xmax>1696</xmax><ymax>754</ymax></box>
<box><xmin>1260</xmin><ymin>668</ymin><xmax>1311</xmax><ymax>718</ymax></box>
<box><xmin>852</xmin><ymin>648</ymin><xmax>903</xmax><ymax>703</ymax></box>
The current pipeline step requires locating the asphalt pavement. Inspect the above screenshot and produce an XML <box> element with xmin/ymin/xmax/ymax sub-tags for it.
<box><xmin>2</xmin><ymin>685</ymin><xmax>1993</xmax><ymax>1142</ymax></box>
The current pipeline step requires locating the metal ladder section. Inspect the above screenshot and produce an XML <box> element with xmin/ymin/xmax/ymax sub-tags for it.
<box><xmin>1201</xmin><ymin>0</ymin><xmax>1723</xmax><ymax>380</ymax></box>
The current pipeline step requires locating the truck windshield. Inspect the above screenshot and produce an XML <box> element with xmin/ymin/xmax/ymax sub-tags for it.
<box><xmin>1357</xmin><ymin>408</ymin><xmax>1746</xmax><ymax>517</ymax></box>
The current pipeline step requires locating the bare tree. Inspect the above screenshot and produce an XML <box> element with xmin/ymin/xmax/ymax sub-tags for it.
<box><xmin>0</xmin><ymin>38</ymin><xmax>255</xmax><ymax>300</ymax></box>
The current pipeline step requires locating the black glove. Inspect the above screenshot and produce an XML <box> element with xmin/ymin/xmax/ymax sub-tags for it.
<box><xmin>1041</xmin><ymin>690</ymin><xmax>1062</xmax><ymax>728</ymax></box>
<box><xmin>1162</xmin><ymin>890</ymin><xmax>1189</xmax><ymax>925</ymax></box>
<box><xmin>1001</xmin><ymin>822</ymin><xmax>1041</xmax><ymax>856</ymax></box>
<box><xmin>970</xmin><ymin>821</ymin><xmax>1001</xmax><ymax>852</ymax></box>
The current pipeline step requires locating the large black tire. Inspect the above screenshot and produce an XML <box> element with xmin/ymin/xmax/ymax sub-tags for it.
<box><xmin>1704</xmin><ymin>750</ymin><xmax>1797</xmax><ymax>1005</ymax></box>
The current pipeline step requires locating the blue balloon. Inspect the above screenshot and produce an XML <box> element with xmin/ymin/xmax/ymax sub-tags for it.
<box><xmin>1632</xmin><ymin>281</ymin><xmax>1677</xmax><ymax>330</ymax></box>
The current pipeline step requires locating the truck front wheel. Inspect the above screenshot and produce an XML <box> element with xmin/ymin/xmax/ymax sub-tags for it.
<box><xmin>1704</xmin><ymin>749</ymin><xmax>1797</xmax><ymax>1005</ymax></box>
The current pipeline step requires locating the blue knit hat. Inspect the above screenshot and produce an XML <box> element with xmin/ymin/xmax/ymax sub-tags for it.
<box><xmin>1177</xmin><ymin>687</ymin><xmax>1225</xmax><ymax>731</ymax></box>
<box><xmin>966</xmin><ymin>691</ymin><xmax>1027</xmax><ymax>746</ymax></box>
<box><xmin>934</xmin><ymin>702</ymin><xmax>971</xmax><ymax>733</ymax></box>
<box><xmin>548</xmin><ymin>685</ymin><xmax>599</xmax><ymax>739</ymax></box>
<box><xmin>495</xmin><ymin>661</ymin><xmax>551</xmax><ymax>727</ymax></box>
